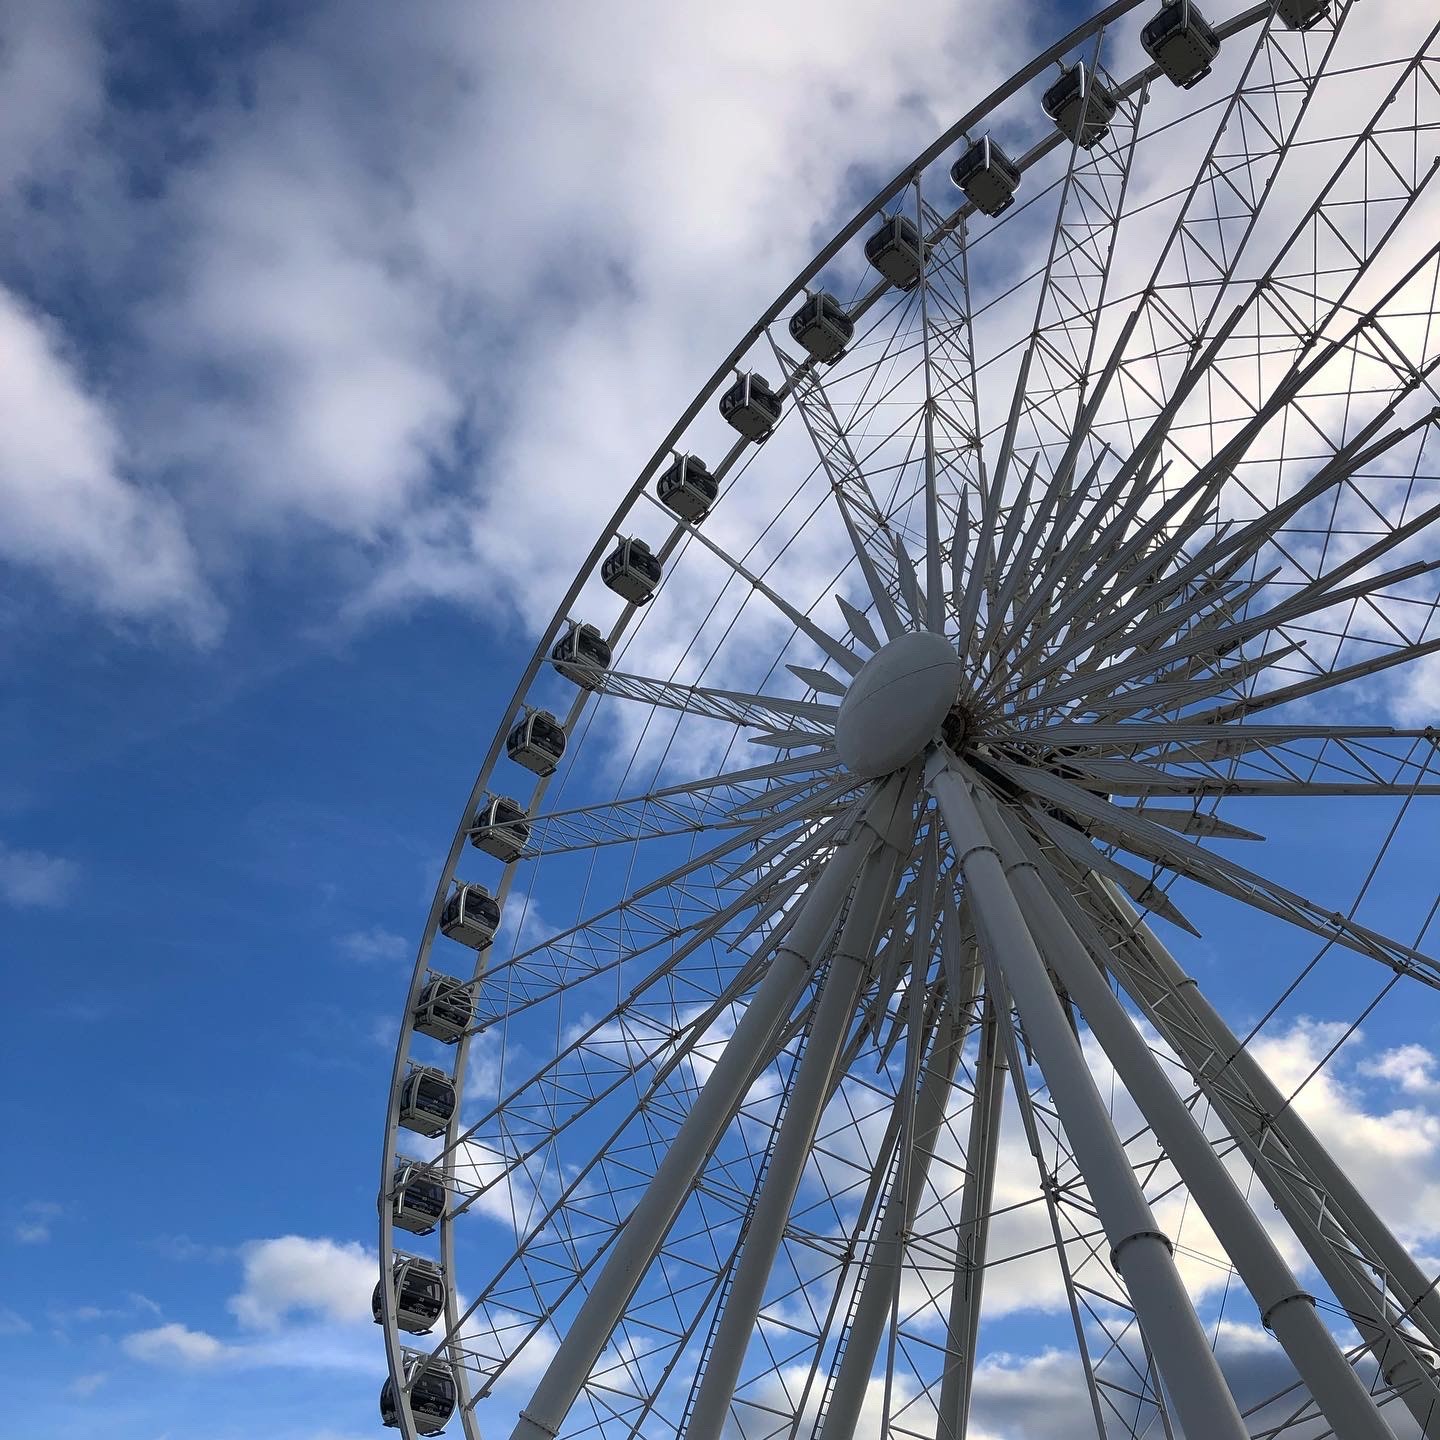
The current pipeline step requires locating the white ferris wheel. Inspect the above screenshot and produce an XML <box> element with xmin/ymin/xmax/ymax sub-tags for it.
<box><xmin>375</xmin><ymin>2</ymin><xmax>1440</xmax><ymax>1436</ymax></box>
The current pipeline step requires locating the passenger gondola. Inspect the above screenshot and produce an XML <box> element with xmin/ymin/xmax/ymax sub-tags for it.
<box><xmin>506</xmin><ymin>709</ymin><xmax>567</xmax><ymax>775</ymax></box>
<box><xmin>469</xmin><ymin>794</ymin><xmax>530</xmax><ymax>862</ymax></box>
<box><xmin>601</xmin><ymin>536</ymin><xmax>662</xmax><ymax>605</ymax></box>
<box><xmin>950</xmin><ymin>135</ymin><xmax>1022</xmax><ymax>216</ymax></box>
<box><xmin>397</xmin><ymin>1065</ymin><xmax>456</xmax><ymax>1138</ymax></box>
<box><xmin>719</xmin><ymin>372</ymin><xmax>783</xmax><ymax>442</ymax></box>
<box><xmin>551</xmin><ymin>622</ymin><xmax>612</xmax><ymax>689</ymax></box>
<box><xmin>864</xmin><ymin>213</ymin><xmax>929</xmax><ymax>290</ymax></box>
<box><xmin>381</xmin><ymin>1352</ymin><xmax>457</xmax><ymax>1436</ymax></box>
<box><xmin>438</xmin><ymin>883</ymin><xmax>500</xmax><ymax>950</ymax></box>
<box><xmin>1042</xmin><ymin>63</ymin><xmax>1119</xmax><ymax>149</ymax></box>
<box><xmin>413</xmin><ymin>973</ymin><xmax>474</xmax><ymax>1044</ymax></box>
<box><xmin>656</xmin><ymin>454</ymin><xmax>718</xmax><ymax>522</ymax></box>
<box><xmin>373</xmin><ymin>1255</ymin><xmax>446</xmax><ymax>1334</ymax></box>
<box><xmin>788</xmin><ymin>292</ymin><xmax>854</xmax><ymax>364</ymax></box>
<box><xmin>1277</xmin><ymin>0</ymin><xmax>1329</xmax><ymax>29</ymax></box>
<box><xmin>390</xmin><ymin>1157</ymin><xmax>446</xmax><ymax>1235</ymax></box>
<box><xmin>1141</xmin><ymin>1</ymin><xmax>1220</xmax><ymax>88</ymax></box>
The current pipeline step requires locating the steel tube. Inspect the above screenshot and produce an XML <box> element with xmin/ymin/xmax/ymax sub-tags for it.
<box><xmin>510</xmin><ymin>775</ymin><xmax>911</xmax><ymax>1440</ymax></box>
<box><xmin>983</xmin><ymin>795</ymin><xmax>1398</xmax><ymax>1440</ymax></box>
<box><xmin>935</xmin><ymin>990</ymin><xmax>1007</xmax><ymax>1440</ymax></box>
<box><xmin>925</xmin><ymin>751</ymin><xmax>1249</xmax><ymax>1440</ymax></box>
<box><xmin>818</xmin><ymin>984</ymin><xmax>979</xmax><ymax>1439</ymax></box>
<box><xmin>684</xmin><ymin>805</ymin><xmax>916</xmax><ymax>1440</ymax></box>
<box><xmin>1084</xmin><ymin>877</ymin><xmax>1440</xmax><ymax>1427</ymax></box>
<box><xmin>1107</xmin><ymin>879</ymin><xmax>1440</xmax><ymax>1350</ymax></box>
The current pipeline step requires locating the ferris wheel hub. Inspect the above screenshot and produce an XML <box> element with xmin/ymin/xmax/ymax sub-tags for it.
<box><xmin>835</xmin><ymin>629</ymin><xmax>964</xmax><ymax>778</ymax></box>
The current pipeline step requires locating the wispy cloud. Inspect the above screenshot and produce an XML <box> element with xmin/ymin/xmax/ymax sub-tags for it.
<box><xmin>0</xmin><ymin>842</ymin><xmax>77</xmax><ymax>907</ymax></box>
<box><xmin>337</xmin><ymin>926</ymin><xmax>409</xmax><ymax>964</ymax></box>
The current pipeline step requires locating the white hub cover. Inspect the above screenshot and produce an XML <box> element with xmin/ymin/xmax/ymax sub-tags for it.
<box><xmin>835</xmin><ymin>629</ymin><xmax>963</xmax><ymax>778</ymax></box>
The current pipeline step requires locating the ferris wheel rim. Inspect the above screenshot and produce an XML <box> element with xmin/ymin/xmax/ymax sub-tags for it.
<box><xmin>367</xmin><ymin>1</ymin><xmax>1440</xmax><ymax>1436</ymax></box>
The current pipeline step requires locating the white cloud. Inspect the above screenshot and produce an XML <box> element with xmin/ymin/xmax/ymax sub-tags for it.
<box><xmin>0</xmin><ymin>4</ymin><xmax>102</xmax><ymax>197</ymax></box>
<box><xmin>227</xmin><ymin>1235</ymin><xmax>375</xmax><ymax>1330</ymax></box>
<box><xmin>338</xmin><ymin>926</ymin><xmax>410</xmax><ymax>964</ymax></box>
<box><xmin>1359</xmin><ymin>1042</ymin><xmax>1440</xmax><ymax>1095</ymax></box>
<box><xmin>0</xmin><ymin>842</ymin><xmax>77</xmax><ymax>907</ymax></box>
<box><xmin>123</xmin><ymin>1321</ymin><xmax>227</xmax><ymax>1366</ymax></box>
<box><xmin>11</xmin><ymin>1199</ymin><xmax>63</xmax><ymax>1244</ymax></box>
<box><xmin>0</xmin><ymin>286</ymin><xmax>218</xmax><ymax>639</ymax></box>
<box><xmin>68</xmin><ymin>1371</ymin><xmax>109</xmax><ymax>1398</ymax></box>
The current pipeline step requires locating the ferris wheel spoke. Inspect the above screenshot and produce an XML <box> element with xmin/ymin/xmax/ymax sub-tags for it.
<box><xmin>986</xmin><ymin>755</ymin><xmax>1440</xmax><ymax>988</ymax></box>
<box><xmin>930</xmin><ymin>988</ymin><xmax>1005</xmax><ymax>1440</ymax></box>
<box><xmin>511</xmin><ymin>752</ymin><xmax>849</xmax><ymax>858</ymax></box>
<box><xmin>641</xmin><ymin>492</ymin><xmax>866</xmax><ymax>677</ymax></box>
<box><xmin>771</xmin><ymin>340</ymin><xmax>912</xmax><ymax>640</ymax></box>
<box><xmin>571</xmin><ymin>663</ymin><xmax>838</xmax><ymax>734</ymax></box>
<box><xmin>474</xmin><ymin>787</ymin><xmax>858</xmax><ymax>1018</ymax></box>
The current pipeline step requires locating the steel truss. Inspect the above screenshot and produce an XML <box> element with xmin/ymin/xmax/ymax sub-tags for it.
<box><xmin>377</xmin><ymin>4</ymin><xmax>1440</xmax><ymax>1438</ymax></box>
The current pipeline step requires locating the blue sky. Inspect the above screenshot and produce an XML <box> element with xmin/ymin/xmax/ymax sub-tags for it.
<box><xmin>3</xmin><ymin>3</ymin><xmax>1440</xmax><ymax>1439</ymax></box>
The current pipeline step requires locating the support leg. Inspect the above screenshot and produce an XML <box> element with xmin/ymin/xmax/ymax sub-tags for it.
<box><xmin>926</xmin><ymin>750</ymin><xmax>1250</xmax><ymax>1440</ymax></box>
<box><xmin>683</xmin><ymin>787</ymin><xmax>918</xmax><ymax>1440</ymax></box>
<box><xmin>510</xmin><ymin>774</ymin><xmax>911</xmax><ymax>1440</ymax></box>
<box><xmin>982</xmin><ymin>794</ymin><xmax>1398</xmax><ymax>1440</ymax></box>
<box><xmin>934</xmin><ymin>988</ymin><xmax>1006</xmax><ymax>1440</ymax></box>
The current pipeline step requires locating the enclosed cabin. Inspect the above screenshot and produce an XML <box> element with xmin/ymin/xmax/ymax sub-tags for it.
<box><xmin>373</xmin><ymin>1254</ymin><xmax>446</xmax><ymax>1334</ymax></box>
<box><xmin>381</xmin><ymin>1352</ymin><xmax>457</xmax><ymax>1436</ymax></box>
<box><xmin>469</xmin><ymin>794</ymin><xmax>530</xmax><ymax>863</ymax></box>
<box><xmin>656</xmin><ymin>453</ymin><xmax>718</xmax><ymax>523</ymax></box>
<box><xmin>439</xmin><ymin>882</ymin><xmax>500</xmax><ymax>951</ymax></box>
<box><xmin>950</xmin><ymin>135</ymin><xmax>1022</xmax><ymax>217</ymax></box>
<box><xmin>390</xmin><ymin>1157</ymin><xmax>446</xmax><ymax>1235</ymax></box>
<box><xmin>1277</xmin><ymin>0</ymin><xmax>1330</xmax><ymax>29</ymax></box>
<box><xmin>602</xmin><ymin>536</ymin><xmax>662</xmax><ymax>605</ymax></box>
<box><xmin>1141</xmin><ymin>1</ymin><xmax>1219</xmax><ymax>88</ymax></box>
<box><xmin>719</xmin><ymin>372</ymin><xmax>783</xmax><ymax>442</ymax></box>
<box><xmin>1042</xmin><ymin>63</ymin><xmax>1119</xmax><ymax>150</ymax></box>
<box><xmin>413</xmin><ymin>973</ymin><xmax>474</xmax><ymax>1044</ymax></box>
<box><xmin>551</xmin><ymin>622</ymin><xmax>612</xmax><ymax>690</ymax></box>
<box><xmin>864</xmin><ymin>213</ymin><xmax>928</xmax><ymax>291</ymax></box>
<box><xmin>506</xmin><ymin>708</ymin><xmax>567</xmax><ymax>776</ymax></box>
<box><xmin>398</xmin><ymin>1065</ymin><xmax>456</xmax><ymax>1138</ymax></box>
<box><xmin>788</xmin><ymin>292</ymin><xmax>854</xmax><ymax>365</ymax></box>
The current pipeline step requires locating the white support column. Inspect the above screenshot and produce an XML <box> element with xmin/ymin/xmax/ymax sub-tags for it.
<box><xmin>981</xmin><ymin>794</ymin><xmax>1399</xmax><ymax>1440</ymax></box>
<box><xmin>1099</xmin><ymin>878</ymin><xmax>1440</xmax><ymax>1351</ymax></box>
<box><xmin>817</xmin><ymin>973</ymin><xmax>980</xmax><ymax>1439</ymax></box>
<box><xmin>510</xmin><ymin>774</ymin><xmax>912</xmax><ymax>1440</ymax></box>
<box><xmin>683</xmin><ymin>781</ymin><xmax>919</xmax><ymax>1440</ymax></box>
<box><xmin>935</xmin><ymin>988</ymin><xmax>1007</xmax><ymax>1440</ymax></box>
<box><xmin>925</xmin><ymin>750</ymin><xmax>1251</xmax><ymax>1440</ymax></box>
<box><xmin>1082</xmin><ymin>877</ymin><xmax>1440</xmax><ymax>1426</ymax></box>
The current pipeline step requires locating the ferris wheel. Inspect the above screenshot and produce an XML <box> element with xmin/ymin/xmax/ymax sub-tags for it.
<box><xmin>374</xmin><ymin>1</ymin><xmax>1440</xmax><ymax>1436</ymax></box>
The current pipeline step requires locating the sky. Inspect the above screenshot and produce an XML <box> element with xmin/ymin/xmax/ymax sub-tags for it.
<box><xmin>3</xmin><ymin>2</ymin><xmax>1440</xmax><ymax>1439</ymax></box>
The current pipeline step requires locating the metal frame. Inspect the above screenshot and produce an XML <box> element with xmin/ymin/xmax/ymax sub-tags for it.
<box><xmin>375</xmin><ymin>3</ymin><xmax>1440</xmax><ymax>1437</ymax></box>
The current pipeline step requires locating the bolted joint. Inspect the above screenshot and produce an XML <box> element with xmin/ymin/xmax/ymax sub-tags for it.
<box><xmin>1259</xmin><ymin>1290</ymin><xmax>1316</xmax><ymax>1332</ymax></box>
<box><xmin>517</xmin><ymin>1410</ymin><xmax>560</xmax><ymax>1439</ymax></box>
<box><xmin>1110</xmin><ymin>1228</ymin><xmax>1174</xmax><ymax>1269</ymax></box>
